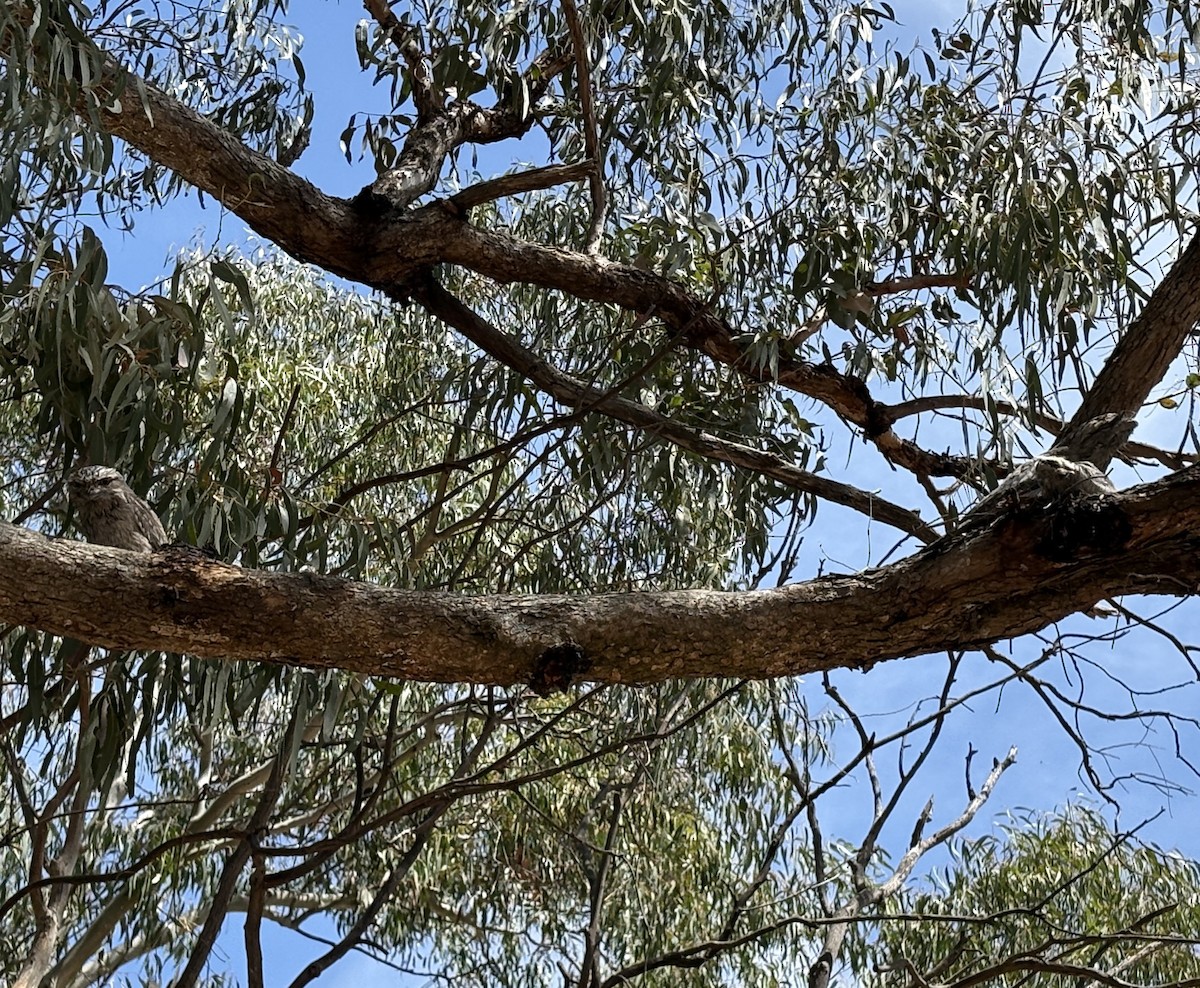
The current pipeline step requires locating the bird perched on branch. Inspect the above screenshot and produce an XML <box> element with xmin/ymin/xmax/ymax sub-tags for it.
<box><xmin>67</xmin><ymin>466</ymin><xmax>168</xmax><ymax>552</ymax></box>
<box><xmin>965</xmin><ymin>412</ymin><xmax>1136</xmax><ymax>528</ymax></box>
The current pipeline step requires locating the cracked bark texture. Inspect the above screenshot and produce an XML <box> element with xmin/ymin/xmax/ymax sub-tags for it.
<box><xmin>3</xmin><ymin>467</ymin><xmax>1197</xmax><ymax>683</ymax></box>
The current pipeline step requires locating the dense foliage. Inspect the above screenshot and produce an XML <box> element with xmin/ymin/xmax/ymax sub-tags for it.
<box><xmin>3</xmin><ymin>1</ymin><xmax>1200</xmax><ymax>985</ymax></box>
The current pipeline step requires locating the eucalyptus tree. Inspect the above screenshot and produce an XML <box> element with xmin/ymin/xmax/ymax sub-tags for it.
<box><xmin>877</xmin><ymin>807</ymin><xmax>1200</xmax><ymax>987</ymax></box>
<box><xmin>3</xmin><ymin>0</ymin><xmax>1200</xmax><ymax>986</ymax></box>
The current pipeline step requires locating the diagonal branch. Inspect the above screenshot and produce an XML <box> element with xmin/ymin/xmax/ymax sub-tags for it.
<box><xmin>429</xmin><ymin>223</ymin><xmax>980</xmax><ymax>479</ymax></box>
<box><xmin>412</xmin><ymin>279</ymin><xmax>937</xmax><ymax>542</ymax></box>
<box><xmin>1071</xmin><ymin>229</ymin><xmax>1200</xmax><ymax>465</ymax></box>
<box><xmin>287</xmin><ymin>811</ymin><xmax>443</xmax><ymax>987</ymax></box>
<box><xmin>38</xmin><ymin>16</ymin><xmax>976</xmax><ymax>483</ymax></box>
<box><xmin>33</xmin><ymin>3</ymin><xmax>1191</xmax><ymax>487</ymax></box>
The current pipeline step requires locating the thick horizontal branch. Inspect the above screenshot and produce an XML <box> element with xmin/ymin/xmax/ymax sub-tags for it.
<box><xmin>2</xmin><ymin>470</ymin><xmax>1197</xmax><ymax>685</ymax></box>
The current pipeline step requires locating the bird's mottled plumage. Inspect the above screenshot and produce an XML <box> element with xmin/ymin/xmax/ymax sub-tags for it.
<box><xmin>966</xmin><ymin>413</ymin><xmax>1136</xmax><ymax>527</ymax></box>
<box><xmin>67</xmin><ymin>466</ymin><xmax>167</xmax><ymax>552</ymax></box>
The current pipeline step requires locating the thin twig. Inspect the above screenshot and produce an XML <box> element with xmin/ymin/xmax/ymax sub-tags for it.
<box><xmin>560</xmin><ymin>0</ymin><xmax>606</xmax><ymax>252</ymax></box>
<box><xmin>264</xmin><ymin>380</ymin><xmax>301</xmax><ymax>496</ymax></box>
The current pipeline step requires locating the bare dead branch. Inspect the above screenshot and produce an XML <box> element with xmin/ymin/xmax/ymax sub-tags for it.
<box><xmin>876</xmin><ymin>747</ymin><xmax>1018</xmax><ymax>902</ymax></box>
<box><xmin>3</xmin><ymin>463</ymin><xmax>1200</xmax><ymax>682</ymax></box>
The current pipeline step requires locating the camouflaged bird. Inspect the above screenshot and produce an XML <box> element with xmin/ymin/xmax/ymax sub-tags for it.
<box><xmin>67</xmin><ymin>466</ymin><xmax>168</xmax><ymax>552</ymax></box>
<box><xmin>965</xmin><ymin>413</ymin><xmax>1136</xmax><ymax>528</ymax></box>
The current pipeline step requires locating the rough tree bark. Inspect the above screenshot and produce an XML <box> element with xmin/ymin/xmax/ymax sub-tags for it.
<box><xmin>3</xmin><ymin>466</ymin><xmax>1197</xmax><ymax>685</ymax></box>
